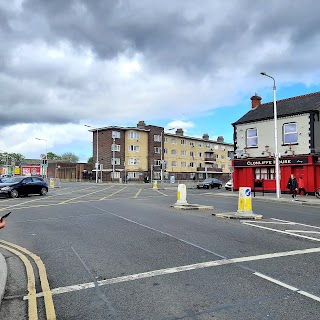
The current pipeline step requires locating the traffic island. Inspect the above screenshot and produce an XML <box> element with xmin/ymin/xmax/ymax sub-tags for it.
<box><xmin>212</xmin><ymin>212</ymin><xmax>263</xmax><ymax>220</ymax></box>
<box><xmin>212</xmin><ymin>187</ymin><xmax>263</xmax><ymax>219</ymax></box>
<box><xmin>172</xmin><ymin>204</ymin><xmax>214</xmax><ymax>210</ymax></box>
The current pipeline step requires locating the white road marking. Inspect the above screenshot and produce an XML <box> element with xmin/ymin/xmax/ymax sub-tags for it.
<box><xmin>254</xmin><ymin>272</ymin><xmax>299</xmax><ymax>291</ymax></box>
<box><xmin>254</xmin><ymin>272</ymin><xmax>320</xmax><ymax>302</ymax></box>
<box><xmin>271</xmin><ymin>218</ymin><xmax>320</xmax><ymax>230</ymax></box>
<box><xmin>134</xmin><ymin>188</ymin><xmax>143</xmax><ymax>198</ymax></box>
<box><xmin>284</xmin><ymin>230</ymin><xmax>320</xmax><ymax>234</ymax></box>
<box><xmin>242</xmin><ymin>222</ymin><xmax>320</xmax><ymax>242</ymax></box>
<box><xmin>26</xmin><ymin>246</ymin><xmax>320</xmax><ymax>300</ymax></box>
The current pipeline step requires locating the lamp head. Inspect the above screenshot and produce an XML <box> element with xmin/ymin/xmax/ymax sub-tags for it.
<box><xmin>260</xmin><ymin>72</ymin><xmax>267</xmax><ymax>76</ymax></box>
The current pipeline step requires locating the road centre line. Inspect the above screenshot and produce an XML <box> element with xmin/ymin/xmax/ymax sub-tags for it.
<box><xmin>134</xmin><ymin>188</ymin><xmax>143</xmax><ymax>198</ymax></box>
<box><xmin>28</xmin><ymin>246</ymin><xmax>320</xmax><ymax>300</ymax></box>
<box><xmin>0</xmin><ymin>244</ymin><xmax>38</xmax><ymax>319</ymax></box>
<box><xmin>59</xmin><ymin>186</ymin><xmax>114</xmax><ymax>204</ymax></box>
<box><xmin>242</xmin><ymin>222</ymin><xmax>320</xmax><ymax>242</ymax></box>
<box><xmin>254</xmin><ymin>272</ymin><xmax>320</xmax><ymax>302</ymax></box>
<box><xmin>0</xmin><ymin>239</ymin><xmax>56</xmax><ymax>319</ymax></box>
<box><xmin>100</xmin><ymin>186</ymin><xmax>128</xmax><ymax>200</ymax></box>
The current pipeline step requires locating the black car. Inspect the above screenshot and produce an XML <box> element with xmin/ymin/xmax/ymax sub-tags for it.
<box><xmin>197</xmin><ymin>178</ymin><xmax>222</xmax><ymax>189</ymax></box>
<box><xmin>0</xmin><ymin>176</ymin><xmax>48</xmax><ymax>198</ymax></box>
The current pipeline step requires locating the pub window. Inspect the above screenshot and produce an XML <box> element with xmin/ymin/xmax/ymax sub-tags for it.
<box><xmin>255</xmin><ymin>167</ymin><xmax>275</xmax><ymax>180</ymax></box>
<box><xmin>246</xmin><ymin>128</ymin><xmax>258</xmax><ymax>147</ymax></box>
<box><xmin>283</xmin><ymin>122</ymin><xmax>298</xmax><ymax>144</ymax></box>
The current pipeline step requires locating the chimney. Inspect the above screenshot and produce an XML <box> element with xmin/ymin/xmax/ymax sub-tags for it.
<box><xmin>250</xmin><ymin>93</ymin><xmax>262</xmax><ymax>109</ymax></box>
<box><xmin>137</xmin><ymin>120</ymin><xmax>146</xmax><ymax>129</ymax></box>
<box><xmin>202</xmin><ymin>133</ymin><xmax>209</xmax><ymax>140</ymax></box>
<box><xmin>217</xmin><ymin>136</ymin><xmax>224</xmax><ymax>142</ymax></box>
<box><xmin>175</xmin><ymin>128</ymin><xmax>184</xmax><ymax>136</ymax></box>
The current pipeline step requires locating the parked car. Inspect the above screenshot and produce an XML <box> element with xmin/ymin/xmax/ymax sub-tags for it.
<box><xmin>0</xmin><ymin>176</ymin><xmax>48</xmax><ymax>198</ymax></box>
<box><xmin>225</xmin><ymin>179</ymin><xmax>233</xmax><ymax>191</ymax></box>
<box><xmin>197</xmin><ymin>178</ymin><xmax>222</xmax><ymax>189</ymax></box>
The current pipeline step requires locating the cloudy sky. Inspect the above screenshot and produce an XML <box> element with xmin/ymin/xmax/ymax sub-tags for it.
<box><xmin>1</xmin><ymin>0</ymin><xmax>320</xmax><ymax>162</ymax></box>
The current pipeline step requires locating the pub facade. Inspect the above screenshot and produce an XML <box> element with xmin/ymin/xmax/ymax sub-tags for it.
<box><xmin>232</xmin><ymin>92</ymin><xmax>320</xmax><ymax>194</ymax></box>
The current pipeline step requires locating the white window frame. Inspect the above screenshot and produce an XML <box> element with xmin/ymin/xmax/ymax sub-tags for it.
<box><xmin>111</xmin><ymin>158</ymin><xmax>121</xmax><ymax>165</ymax></box>
<box><xmin>112</xmin><ymin>131</ymin><xmax>121</xmax><ymax>138</ymax></box>
<box><xmin>154</xmin><ymin>160</ymin><xmax>161</xmax><ymax>166</ymax></box>
<box><xmin>283</xmin><ymin>122</ymin><xmax>298</xmax><ymax>144</ymax></box>
<box><xmin>171</xmin><ymin>138</ymin><xmax>177</xmax><ymax>144</ymax></box>
<box><xmin>181</xmin><ymin>150</ymin><xmax>187</xmax><ymax>156</ymax></box>
<box><xmin>128</xmin><ymin>145</ymin><xmax>140</xmax><ymax>152</ymax></box>
<box><xmin>198</xmin><ymin>142</ymin><xmax>203</xmax><ymax>148</ymax></box>
<box><xmin>128</xmin><ymin>132</ymin><xmax>140</xmax><ymax>140</ymax></box>
<box><xmin>246</xmin><ymin>128</ymin><xmax>258</xmax><ymax>147</ymax></box>
<box><xmin>111</xmin><ymin>144</ymin><xmax>120</xmax><ymax>152</ymax></box>
<box><xmin>154</xmin><ymin>147</ymin><xmax>161</xmax><ymax>154</ymax></box>
<box><xmin>181</xmin><ymin>161</ymin><xmax>187</xmax><ymax>167</ymax></box>
<box><xmin>154</xmin><ymin>134</ymin><xmax>161</xmax><ymax>142</ymax></box>
<box><xmin>171</xmin><ymin>161</ymin><xmax>177</xmax><ymax>167</ymax></box>
<box><xmin>181</xmin><ymin>139</ymin><xmax>186</xmax><ymax>145</ymax></box>
<box><xmin>128</xmin><ymin>172</ymin><xmax>140</xmax><ymax>179</ymax></box>
<box><xmin>190</xmin><ymin>162</ymin><xmax>194</xmax><ymax>167</ymax></box>
<box><xmin>171</xmin><ymin>149</ymin><xmax>177</xmax><ymax>155</ymax></box>
<box><xmin>128</xmin><ymin>158</ymin><xmax>140</xmax><ymax>165</ymax></box>
<box><xmin>111</xmin><ymin>171</ymin><xmax>120</xmax><ymax>179</ymax></box>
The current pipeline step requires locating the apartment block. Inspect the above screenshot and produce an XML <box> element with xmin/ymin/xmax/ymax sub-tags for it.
<box><xmin>87</xmin><ymin>121</ymin><xmax>234</xmax><ymax>182</ymax></box>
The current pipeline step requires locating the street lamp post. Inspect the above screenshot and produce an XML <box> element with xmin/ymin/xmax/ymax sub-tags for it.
<box><xmin>260</xmin><ymin>72</ymin><xmax>281</xmax><ymax>198</ymax></box>
<box><xmin>112</xmin><ymin>136</ymin><xmax>115</xmax><ymax>182</ymax></box>
<box><xmin>35</xmin><ymin>138</ymin><xmax>47</xmax><ymax>180</ymax></box>
<box><xmin>85</xmin><ymin>125</ymin><xmax>99</xmax><ymax>183</ymax></box>
<box><xmin>160</xmin><ymin>128</ymin><xmax>175</xmax><ymax>189</ymax></box>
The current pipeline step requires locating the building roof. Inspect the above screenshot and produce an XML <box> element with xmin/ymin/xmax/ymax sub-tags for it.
<box><xmin>233</xmin><ymin>91</ymin><xmax>320</xmax><ymax>125</ymax></box>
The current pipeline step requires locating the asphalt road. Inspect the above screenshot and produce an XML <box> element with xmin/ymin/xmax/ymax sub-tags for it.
<box><xmin>0</xmin><ymin>183</ymin><xmax>319</xmax><ymax>319</ymax></box>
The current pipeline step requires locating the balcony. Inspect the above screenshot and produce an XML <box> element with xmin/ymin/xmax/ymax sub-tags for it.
<box><xmin>197</xmin><ymin>167</ymin><xmax>222</xmax><ymax>172</ymax></box>
<box><xmin>204</xmin><ymin>157</ymin><xmax>217</xmax><ymax>162</ymax></box>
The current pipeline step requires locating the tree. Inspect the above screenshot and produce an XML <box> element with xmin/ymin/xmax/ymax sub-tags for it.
<box><xmin>47</xmin><ymin>152</ymin><xmax>62</xmax><ymax>160</ymax></box>
<box><xmin>61</xmin><ymin>152</ymin><xmax>79</xmax><ymax>163</ymax></box>
<box><xmin>87</xmin><ymin>156</ymin><xmax>94</xmax><ymax>164</ymax></box>
<box><xmin>0</xmin><ymin>152</ymin><xmax>25</xmax><ymax>166</ymax></box>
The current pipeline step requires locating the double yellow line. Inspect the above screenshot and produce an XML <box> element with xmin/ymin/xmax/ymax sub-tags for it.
<box><xmin>0</xmin><ymin>240</ymin><xmax>56</xmax><ymax>320</ymax></box>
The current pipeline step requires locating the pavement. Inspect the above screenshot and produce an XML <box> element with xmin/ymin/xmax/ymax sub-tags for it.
<box><xmin>0</xmin><ymin>187</ymin><xmax>319</xmax><ymax>309</ymax></box>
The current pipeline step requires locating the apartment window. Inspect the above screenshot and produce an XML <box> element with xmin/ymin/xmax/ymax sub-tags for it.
<box><xmin>181</xmin><ymin>150</ymin><xmax>187</xmax><ymax>156</ymax></box>
<box><xmin>111</xmin><ymin>144</ymin><xmax>120</xmax><ymax>151</ymax></box>
<box><xmin>246</xmin><ymin>128</ymin><xmax>258</xmax><ymax>147</ymax></box>
<box><xmin>171</xmin><ymin>161</ymin><xmax>177</xmax><ymax>167</ymax></box>
<box><xmin>171</xmin><ymin>138</ymin><xmax>177</xmax><ymax>144</ymax></box>
<box><xmin>255</xmin><ymin>167</ymin><xmax>275</xmax><ymax>180</ymax></box>
<box><xmin>214</xmin><ymin>145</ymin><xmax>219</xmax><ymax>150</ymax></box>
<box><xmin>228</xmin><ymin>146</ymin><xmax>233</xmax><ymax>151</ymax></box>
<box><xmin>128</xmin><ymin>132</ymin><xmax>140</xmax><ymax>139</ymax></box>
<box><xmin>111</xmin><ymin>158</ymin><xmax>120</xmax><ymax>165</ymax></box>
<box><xmin>128</xmin><ymin>145</ymin><xmax>139</xmax><ymax>152</ymax></box>
<box><xmin>164</xmin><ymin>148</ymin><xmax>168</xmax><ymax>154</ymax></box>
<box><xmin>199</xmin><ymin>152</ymin><xmax>202</xmax><ymax>158</ymax></box>
<box><xmin>111</xmin><ymin>171</ymin><xmax>120</xmax><ymax>179</ymax></box>
<box><xmin>171</xmin><ymin>149</ymin><xmax>177</xmax><ymax>155</ymax></box>
<box><xmin>181</xmin><ymin>139</ymin><xmax>186</xmax><ymax>145</ymax></box>
<box><xmin>283</xmin><ymin>122</ymin><xmax>298</xmax><ymax>144</ymax></box>
<box><xmin>190</xmin><ymin>162</ymin><xmax>194</xmax><ymax>167</ymax></box>
<box><xmin>112</xmin><ymin>131</ymin><xmax>120</xmax><ymax>138</ymax></box>
<box><xmin>221</xmin><ymin>145</ymin><xmax>226</xmax><ymax>151</ymax></box>
<box><xmin>128</xmin><ymin>158</ymin><xmax>140</xmax><ymax>165</ymax></box>
<box><xmin>181</xmin><ymin>161</ymin><xmax>187</xmax><ymax>167</ymax></box>
<box><xmin>221</xmin><ymin>164</ymin><xmax>226</xmax><ymax>170</ymax></box>
<box><xmin>154</xmin><ymin>134</ymin><xmax>161</xmax><ymax>142</ymax></box>
<box><xmin>128</xmin><ymin>172</ymin><xmax>140</xmax><ymax>179</ymax></box>
<box><xmin>154</xmin><ymin>147</ymin><xmax>161</xmax><ymax>154</ymax></box>
<box><xmin>221</xmin><ymin>155</ymin><xmax>225</xmax><ymax>160</ymax></box>
<box><xmin>206</xmin><ymin>143</ymin><xmax>212</xmax><ymax>148</ymax></box>
<box><xmin>190</xmin><ymin>141</ymin><xmax>195</xmax><ymax>147</ymax></box>
<box><xmin>198</xmin><ymin>142</ymin><xmax>203</xmax><ymax>147</ymax></box>
<box><xmin>164</xmin><ymin>137</ymin><xmax>168</xmax><ymax>143</ymax></box>
<box><xmin>154</xmin><ymin>160</ymin><xmax>161</xmax><ymax>166</ymax></box>
<box><xmin>190</xmin><ymin>151</ymin><xmax>194</xmax><ymax>157</ymax></box>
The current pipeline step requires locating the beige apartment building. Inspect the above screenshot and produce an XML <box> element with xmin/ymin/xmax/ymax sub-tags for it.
<box><xmin>87</xmin><ymin>121</ymin><xmax>234</xmax><ymax>182</ymax></box>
